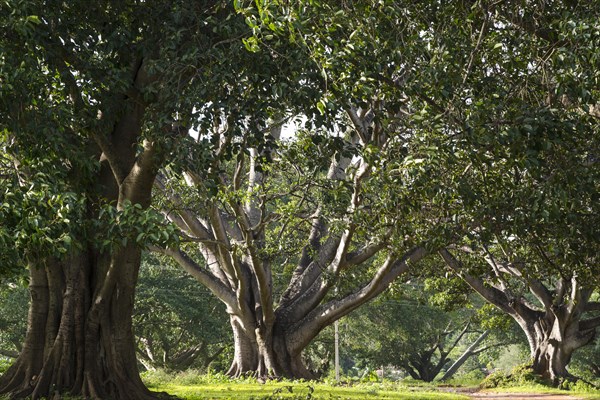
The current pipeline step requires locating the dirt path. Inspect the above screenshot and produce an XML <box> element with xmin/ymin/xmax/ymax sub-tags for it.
<box><xmin>467</xmin><ymin>392</ymin><xmax>582</xmax><ymax>400</ymax></box>
<box><xmin>438</xmin><ymin>387</ymin><xmax>584</xmax><ymax>400</ymax></box>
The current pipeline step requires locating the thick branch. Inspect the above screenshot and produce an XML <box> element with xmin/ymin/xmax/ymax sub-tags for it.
<box><xmin>288</xmin><ymin>247</ymin><xmax>427</xmax><ymax>353</ymax></box>
<box><xmin>155</xmin><ymin>174</ymin><xmax>212</xmax><ymax>241</ymax></box>
<box><xmin>280</xmin><ymin>156</ymin><xmax>352</xmax><ymax>309</ymax></box>
<box><xmin>0</xmin><ymin>349</ymin><xmax>18</xmax><ymax>358</ymax></box>
<box><xmin>94</xmin><ymin>132</ymin><xmax>127</xmax><ymax>184</ymax></box>
<box><xmin>208</xmin><ymin>205</ymin><xmax>237</xmax><ymax>281</ymax></box>
<box><xmin>580</xmin><ymin>315</ymin><xmax>600</xmax><ymax>332</ymax></box>
<box><xmin>151</xmin><ymin>246</ymin><xmax>238</xmax><ymax>312</ymax></box>
<box><xmin>439</xmin><ymin>249</ymin><xmax>515</xmax><ymax>316</ymax></box>
<box><xmin>121</xmin><ymin>139</ymin><xmax>164</xmax><ymax>206</ymax></box>
<box><xmin>345</xmin><ymin>106</ymin><xmax>370</xmax><ymax>143</ymax></box>
<box><xmin>345</xmin><ymin>241</ymin><xmax>387</xmax><ymax>266</ymax></box>
<box><xmin>527</xmin><ymin>277</ymin><xmax>553</xmax><ymax>311</ymax></box>
<box><xmin>448</xmin><ymin>321</ymin><xmax>472</xmax><ymax>354</ymax></box>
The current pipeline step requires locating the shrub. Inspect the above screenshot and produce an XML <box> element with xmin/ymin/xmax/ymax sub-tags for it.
<box><xmin>140</xmin><ymin>369</ymin><xmax>174</xmax><ymax>388</ymax></box>
<box><xmin>0</xmin><ymin>357</ymin><xmax>13</xmax><ymax>375</ymax></box>
<box><xmin>480</xmin><ymin>364</ymin><xmax>545</xmax><ymax>388</ymax></box>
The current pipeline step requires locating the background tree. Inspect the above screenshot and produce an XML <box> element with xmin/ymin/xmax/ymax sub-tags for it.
<box><xmin>0</xmin><ymin>283</ymin><xmax>28</xmax><ymax>362</ymax></box>
<box><xmin>440</xmin><ymin>243</ymin><xmax>600</xmax><ymax>384</ymax></box>
<box><xmin>134</xmin><ymin>254</ymin><xmax>230</xmax><ymax>372</ymax></box>
<box><xmin>433</xmin><ymin>2</ymin><xmax>600</xmax><ymax>378</ymax></box>
<box><xmin>341</xmin><ymin>283</ymin><xmax>513</xmax><ymax>382</ymax></box>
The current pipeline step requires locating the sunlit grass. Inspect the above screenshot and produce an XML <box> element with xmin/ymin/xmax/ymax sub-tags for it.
<box><xmin>142</xmin><ymin>370</ymin><xmax>600</xmax><ymax>400</ymax></box>
<box><xmin>149</xmin><ymin>381</ymin><xmax>470</xmax><ymax>400</ymax></box>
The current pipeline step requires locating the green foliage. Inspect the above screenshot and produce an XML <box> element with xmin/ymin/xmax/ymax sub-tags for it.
<box><xmin>423</xmin><ymin>276</ymin><xmax>472</xmax><ymax>311</ymax></box>
<box><xmin>95</xmin><ymin>201</ymin><xmax>179</xmax><ymax>252</ymax></box>
<box><xmin>558</xmin><ymin>379</ymin><xmax>599</xmax><ymax>393</ymax></box>
<box><xmin>0</xmin><ymin>283</ymin><xmax>27</xmax><ymax>354</ymax></box>
<box><xmin>0</xmin><ymin>358</ymin><xmax>12</xmax><ymax>375</ymax></box>
<box><xmin>237</xmin><ymin>0</ymin><xmax>600</xmax><ymax>261</ymax></box>
<box><xmin>135</xmin><ymin>254</ymin><xmax>231</xmax><ymax>372</ymax></box>
<box><xmin>1</xmin><ymin>0</ymin><xmax>313</xmax><ymax>276</ymax></box>
<box><xmin>0</xmin><ymin>178</ymin><xmax>85</xmax><ymax>272</ymax></box>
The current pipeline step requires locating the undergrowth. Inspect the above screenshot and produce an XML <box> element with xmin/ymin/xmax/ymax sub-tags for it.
<box><xmin>0</xmin><ymin>358</ymin><xmax>11</xmax><ymax>375</ymax></box>
<box><xmin>480</xmin><ymin>364</ymin><xmax>546</xmax><ymax>389</ymax></box>
<box><xmin>142</xmin><ymin>369</ymin><xmax>260</xmax><ymax>387</ymax></box>
<box><xmin>480</xmin><ymin>363</ymin><xmax>600</xmax><ymax>396</ymax></box>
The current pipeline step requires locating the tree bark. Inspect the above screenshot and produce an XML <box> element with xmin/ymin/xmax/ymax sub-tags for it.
<box><xmin>525</xmin><ymin>315</ymin><xmax>582</xmax><ymax>383</ymax></box>
<box><xmin>225</xmin><ymin>313</ymin><xmax>315</xmax><ymax>379</ymax></box>
<box><xmin>0</xmin><ymin>246</ymin><xmax>162</xmax><ymax>400</ymax></box>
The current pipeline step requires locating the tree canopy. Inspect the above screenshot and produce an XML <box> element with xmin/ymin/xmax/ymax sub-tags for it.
<box><xmin>1</xmin><ymin>0</ymin><xmax>599</xmax><ymax>397</ymax></box>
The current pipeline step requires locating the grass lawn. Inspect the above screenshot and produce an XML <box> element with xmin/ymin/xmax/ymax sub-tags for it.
<box><xmin>141</xmin><ymin>370</ymin><xmax>600</xmax><ymax>400</ymax></box>
<box><xmin>149</xmin><ymin>381</ymin><xmax>470</xmax><ymax>400</ymax></box>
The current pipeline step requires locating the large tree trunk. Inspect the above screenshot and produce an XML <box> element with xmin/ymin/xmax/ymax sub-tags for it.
<box><xmin>524</xmin><ymin>316</ymin><xmax>582</xmax><ymax>383</ymax></box>
<box><xmin>0</xmin><ymin>245</ymin><xmax>159</xmax><ymax>400</ymax></box>
<box><xmin>226</xmin><ymin>315</ymin><xmax>315</xmax><ymax>379</ymax></box>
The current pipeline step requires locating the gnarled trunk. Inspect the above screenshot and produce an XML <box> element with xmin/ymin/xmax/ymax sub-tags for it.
<box><xmin>226</xmin><ymin>315</ymin><xmax>315</xmax><ymax>379</ymax></box>
<box><xmin>524</xmin><ymin>316</ymin><xmax>582</xmax><ymax>383</ymax></box>
<box><xmin>0</xmin><ymin>246</ymin><xmax>157</xmax><ymax>400</ymax></box>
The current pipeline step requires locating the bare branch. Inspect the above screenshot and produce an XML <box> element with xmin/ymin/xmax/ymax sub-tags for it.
<box><xmin>120</xmin><ymin>138</ymin><xmax>166</xmax><ymax>207</ymax></box>
<box><xmin>483</xmin><ymin>245</ymin><xmax>509</xmax><ymax>291</ymax></box>
<box><xmin>155</xmin><ymin>174</ymin><xmax>213</xmax><ymax>241</ymax></box>
<box><xmin>345</xmin><ymin>106</ymin><xmax>369</xmax><ymax>143</ymax></box>
<box><xmin>439</xmin><ymin>249</ymin><xmax>514</xmax><ymax>316</ymax></box>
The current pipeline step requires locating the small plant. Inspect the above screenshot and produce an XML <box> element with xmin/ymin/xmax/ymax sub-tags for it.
<box><xmin>141</xmin><ymin>369</ymin><xmax>175</xmax><ymax>388</ymax></box>
<box><xmin>0</xmin><ymin>358</ymin><xmax>12</xmax><ymax>375</ymax></box>
<box><xmin>558</xmin><ymin>377</ymin><xmax>599</xmax><ymax>392</ymax></box>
